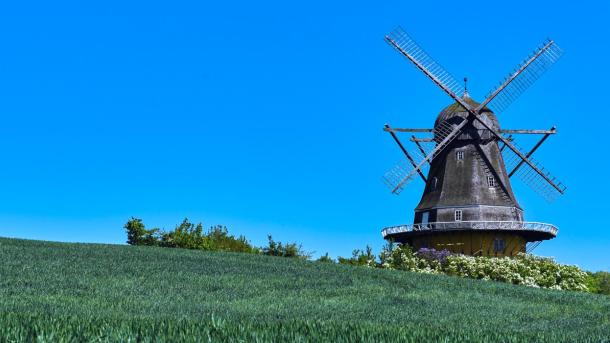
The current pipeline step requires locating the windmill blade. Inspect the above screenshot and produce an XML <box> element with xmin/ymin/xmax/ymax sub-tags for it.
<box><xmin>477</xmin><ymin>39</ymin><xmax>563</xmax><ymax>114</ymax></box>
<box><xmin>471</xmin><ymin>115</ymin><xmax>566</xmax><ymax>201</ymax></box>
<box><xmin>526</xmin><ymin>240</ymin><xmax>543</xmax><ymax>253</ymax></box>
<box><xmin>384</xmin><ymin>124</ymin><xmax>426</xmax><ymax>182</ymax></box>
<box><xmin>411</xmin><ymin>135</ymin><xmax>431</xmax><ymax>162</ymax></box>
<box><xmin>501</xmin><ymin>142</ymin><xmax>566</xmax><ymax>202</ymax></box>
<box><xmin>508</xmin><ymin>127</ymin><xmax>555</xmax><ymax>176</ymax></box>
<box><xmin>385</xmin><ymin>27</ymin><xmax>475</xmax><ymax>113</ymax></box>
<box><xmin>383</xmin><ymin>120</ymin><xmax>467</xmax><ymax>194</ymax></box>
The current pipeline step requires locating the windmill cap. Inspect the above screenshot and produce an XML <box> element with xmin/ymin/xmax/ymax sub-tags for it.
<box><xmin>435</xmin><ymin>96</ymin><xmax>499</xmax><ymax>130</ymax></box>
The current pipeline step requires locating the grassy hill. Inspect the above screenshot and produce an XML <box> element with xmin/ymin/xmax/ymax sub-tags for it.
<box><xmin>0</xmin><ymin>237</ymin><xmax>608</xmax><ymax>342</ymax></box>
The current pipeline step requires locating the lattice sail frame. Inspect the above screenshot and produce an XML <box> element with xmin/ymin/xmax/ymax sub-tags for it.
<box><xmin>501</xmin><ymin>137</ymin><xmax>567</xmax><ymax>202</ymax></box>
<box><xmin>480</xmin><ymin>39</ymin><xmax>563</xmax><ymax>114</ymax></box>
<box><xmin>382</xmin><ymin>121</ymin><xmax>463</xmax><ymax>194</ymax></box>
<box><xmin>385</xmin><ymin>26</ymin><xmax>465</xmax><ymax>105</ymax></box>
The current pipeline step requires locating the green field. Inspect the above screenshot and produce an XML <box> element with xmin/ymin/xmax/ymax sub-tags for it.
<box><xmin>0</xmin><ymin>237</ymin><xmax>608</xmax><ymax>342</ymax></box>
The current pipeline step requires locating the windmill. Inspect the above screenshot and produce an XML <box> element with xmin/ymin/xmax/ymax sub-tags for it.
<box><xmin>381</xmin><ymin>27</ymin><xmax>565</xmax><ymax>256</ymax></box>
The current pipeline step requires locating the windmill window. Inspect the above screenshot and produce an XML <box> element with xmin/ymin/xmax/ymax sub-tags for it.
<box><xmin>454</xmin><ymin>210</ymin><xmax>462</xmax><ymax>222</ymax></box>
<box><xmin>487</xmin><ymin>176</ymin><xmax>495</xmax><ymax>188</ymax></box>
<box><xmin>456</xmin><ymin>151</ymin><xmax>464</xmax><ymax>161</ymax></box>
<box><xmin>493</xmin><ymin>238</ymin><xmax>506</xmax><ymax>252</ymax></box>
<box><xmin>430</xmin><ymin>177</ymin><xmax>438</xmax><ymax>191</ymax></box>
<box><xmin>421</xmin><ymin>212</ymin><xmax>429</xmax><ymax>225</ymax></box>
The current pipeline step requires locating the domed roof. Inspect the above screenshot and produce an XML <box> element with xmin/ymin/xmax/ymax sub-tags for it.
<box><xmin>434</xmin><ymin>94</ymin><xmax>500</xmax><ymax>130</ymax></box>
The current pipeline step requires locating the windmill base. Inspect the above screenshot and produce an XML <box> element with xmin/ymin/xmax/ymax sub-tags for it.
<box><xmin>382</xmin><ymin>222</ymin><xmax>557</xmax><ymax>257</ymax></box>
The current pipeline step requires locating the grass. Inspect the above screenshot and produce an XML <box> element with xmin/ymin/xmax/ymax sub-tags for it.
<box><xmin>0</xmin><ymin>237</ymin><xmax>608</xmax><ymax>342</ymax></box>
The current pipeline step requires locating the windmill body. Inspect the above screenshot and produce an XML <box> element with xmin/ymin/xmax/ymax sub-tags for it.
<box><xmin>381</xmin><ymin>27</ymin><xmax>565</xmax><ymax>256</ymax></box>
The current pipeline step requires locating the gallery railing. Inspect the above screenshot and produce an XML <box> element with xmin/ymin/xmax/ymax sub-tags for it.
<box><xmin>381</xmin><ymin>221</ymin><xmax>558</xmax><ymax>238</ymax></box>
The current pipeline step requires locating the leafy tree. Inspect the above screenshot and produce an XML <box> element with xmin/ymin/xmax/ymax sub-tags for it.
<box><xmin>125</xmin><ymin>217</ymin><xmax>159</xmax><ymax>246</ymax></box>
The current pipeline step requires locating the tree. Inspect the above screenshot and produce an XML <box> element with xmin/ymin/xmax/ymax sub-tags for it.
<box><xmin>125</xmin><ymin>217</ymin><xmax>159</xmax><ymax>246</ymax></box>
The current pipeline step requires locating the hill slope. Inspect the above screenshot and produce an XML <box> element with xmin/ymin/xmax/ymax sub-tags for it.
<box><xmin>0</xmin><ymin>237</ymin><xmax>608</xmax><ymax>342</ymax></box>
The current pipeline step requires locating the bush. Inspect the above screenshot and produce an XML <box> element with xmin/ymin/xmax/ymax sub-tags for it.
<box><xmin>379</xmin><ymin>245</ymin><xmax>589</xmax><ymax>291</ymax></box>
<box><xmin>586</xmin><ymin>271</ymin><xmax>610</xmax><ymax>295</ymax></box>
<box><xmin>159</xmin><ymin>219</ymin><xmax>206</xmax><ymax>250</ymax></box>
<box><xmin>262</xmin><ymin>235</ymin><xmax>310</xmax><ymax>259</ymax></box>
<box><xmin>316</xmin><ymin>253</ymin><xmax>334</xmax><ymax>263</ymax></box>
<box><xmin>206</xmin><ymin>225</ymin><xmax>258</xmax><ymax>254</ymax></box>
<box><xmin>124</xmin><ymin>218</ymin><xmax>257</xmax><ymax>254</ymax></box>
<box><xmin>338</xmin><ymin>246</ymin><xmax>376</xmax><ymax>267</ymax></box>
<box><xmin>125</xmin><ymin>218</ymin><xmax>159</xmax><ymax>246</ymax></box>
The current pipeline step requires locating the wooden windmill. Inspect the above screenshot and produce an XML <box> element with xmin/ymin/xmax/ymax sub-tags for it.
<box><xmin>381</xmin><ymin>27</ymin><xmax>565</xmax><ymax>256</ymax></box>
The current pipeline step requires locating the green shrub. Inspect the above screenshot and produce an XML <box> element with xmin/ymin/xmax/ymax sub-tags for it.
<box><xmin>338</xmin><ymin>246</ymin><xmax>376</xmax><ymax>267</ymax></box>
<box><xmin>159</xmin><ymin>219</ymin><xmax>207</xmax><ymax>250</ymax></box>
<box><xmin>124</xmin><ymin>218</ymin><xmax>257</xmax><ymax>254</ymax></box>
<box><xmin>586</xmin><ymin>271</ymin><xmax>610</xmax><ymax>295</ymax></box>
<box><xmin>316</xmin><ymin>252</ymin><xmax>334</xmax><ymax>263</ymax></box>
<box><xmin>125</xmin><ymin>217</ymin><xmax>159</xmax><ymax>246</ymax></box>
<box><xmin>206</xmin><ymin>225</ymin><xmax>258</xmax><ymax>254</ymax></box>
<box><xmin>262</xmin><ymin>235</ymin><xmax>310</xmax><ymax>259</ymax></box>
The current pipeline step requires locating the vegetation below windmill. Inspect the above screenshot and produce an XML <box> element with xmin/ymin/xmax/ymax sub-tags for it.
<box><xmin>1</xmin><ymin>237</ymin><xmax>609</xmax><ymax>342</ymax></box>
<box><xmin>125</xmin><ymin>218</ymin><xmax>608</xmax><ymax>295</ymax></box>
<box><xmin>343</xmin><ymin>244</ymin><xmax>609</xmax><ymax>295</ymax></box>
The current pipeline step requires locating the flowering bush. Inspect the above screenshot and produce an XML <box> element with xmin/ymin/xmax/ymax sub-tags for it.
<box><xmin>379</xmin><ymin>244</ymin><xmax>589</xmax><ymax>292</ymax></box>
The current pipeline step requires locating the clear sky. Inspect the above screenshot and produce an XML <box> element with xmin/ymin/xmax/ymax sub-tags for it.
<box><xmin>0</xmin><ymin>0</ymin><xmax>608</xmax><ymax>271</ymax></box>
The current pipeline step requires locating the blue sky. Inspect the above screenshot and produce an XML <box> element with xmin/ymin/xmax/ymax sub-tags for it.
<box><xmin>0</xmin><ymin>1</ymin><xmax>608</xmax><ymax>271</ymax></box>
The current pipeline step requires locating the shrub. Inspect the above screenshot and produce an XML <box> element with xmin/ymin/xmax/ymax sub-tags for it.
<box><xmin>124</xmin><ymin>218</ymin><xmax>257</xmax><ymax>254</ymax></box>
<box><xmin>262</xmin><ymin>235</ymin><xmax>310</xmax><ymax>259</ymax></box>
<box><xmin>586</xmin><ymin>271</ymin><xmax>610</xmax><ymax>295</ymax></box>
<box><xmin>378</xmin><ymin>244</ymin><xmax>588</xmax><ymax>291</ymax></box>
<box><xmin>338</xmin><ymin>246</ymin><xmax>377</xmax><ymax>267</ymax></box>
<box><xmin>379</xmin><ymin>243</ymin><xmax>433</xmax><ymax>273</ymax></box>
<box><xmin>125</xmin><ymin>218</ymin><xmax>159</xmax><ymax>246</ymax></box>
<box><xmin>159</xmin><ymin>219</ymin><xmax>206</xmax><ymax>250</ymax></box>
<box><xmin>317</xmin><ymin>253</ymin><xmax>334</xmax><ymax>263</ymax></box>
<box><xmin>206</xmin><ymin>225</ymin><xmax>258</xmax><ymax>254</ymax></box>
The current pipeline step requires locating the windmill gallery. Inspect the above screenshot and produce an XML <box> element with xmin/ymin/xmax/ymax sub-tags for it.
<box><xmin>380</xmin><ymin>27</ymin><xmax>565</xmax><ymax>257</ymax></box>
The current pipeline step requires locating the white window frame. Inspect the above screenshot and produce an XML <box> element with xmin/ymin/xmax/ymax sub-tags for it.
<box><xmin>454</xmin><ymin>210</ymin><xmax>462</xmax><ymax>222</ymax></box>
<box><xmin>487</xmin><ymin>175</ymin><xmax>495</xmax><ymax>188</ymax></box>
<box><xmin>456</xmin><ymin>151</ymin><xmax>464</xmax><ymax>161</ymax></box>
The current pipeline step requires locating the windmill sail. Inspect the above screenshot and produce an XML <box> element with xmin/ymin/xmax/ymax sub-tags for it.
<box><xmin>383</xmin><ymin>120</ymin><xmax>465</xmax><ymax>194</ymax></box>
<box><xmin>501</xmin><ymin>140</ymin><xmax>566</xmax><ymax>202</ymax></box>
<box><xmin>478</xmin><ymin>39</ymin><xmax>563</xmax><ymax>114</ymax></box>
<box><xmin>385</xmin><ymin>27</ymin><xmax>466</xmax><ymax>106</ymax></box>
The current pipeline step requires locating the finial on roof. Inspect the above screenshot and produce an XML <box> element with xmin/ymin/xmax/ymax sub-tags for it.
<box><xmin>463</xmin><ymin>77</ymin><xmax>469</xmax><ymax>98</ymax></box>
